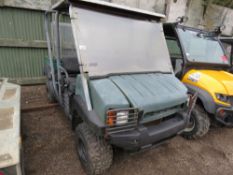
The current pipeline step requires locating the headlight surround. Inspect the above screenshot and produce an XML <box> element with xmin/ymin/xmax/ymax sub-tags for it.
<box><xmin>106</xmin><ymin>110</ymin><xmax>129</xmax><ymax>126</ymax></box>
<box><xmin>215</xmin><ymin>93</ymin><xmax>230</xmax><ymax>103</ymax></box>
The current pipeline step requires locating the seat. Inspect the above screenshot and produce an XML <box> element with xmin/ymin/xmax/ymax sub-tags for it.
<box><xmin>61</xmin><ymin>57</ymin><xmax>79</xmax><ymax>93</ymax></box>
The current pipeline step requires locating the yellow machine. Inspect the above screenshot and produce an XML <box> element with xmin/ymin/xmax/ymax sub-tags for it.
<box><xmin>163</xmin><ymin>22</ymin><xmax>233</xmax><ymax>139</ymax></box>
<box><xmin>183</xmin><ymin>70</ymin><xmax>233</xmax><ymax>106</ymax></box>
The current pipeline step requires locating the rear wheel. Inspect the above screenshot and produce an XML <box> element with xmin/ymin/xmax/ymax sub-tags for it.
<box><xmin>75</xmin><ymin>123</ymin><xmax>113</xmax><ymax>175</ymax></box>
<box><xmin>182</xmin><ymin>105</ymin><xmax>210</xmax><ymax>139</ymax></box>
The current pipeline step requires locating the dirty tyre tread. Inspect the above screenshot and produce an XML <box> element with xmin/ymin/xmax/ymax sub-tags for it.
<box><xmin>76</xmin><ymin>123</ymin><xmax>113</xmax><ymax>175</ymax></box>
<box><xmin>182</xmin><ymin>105</ymin><xmax>210</xmax><ymax>140</ymax></box>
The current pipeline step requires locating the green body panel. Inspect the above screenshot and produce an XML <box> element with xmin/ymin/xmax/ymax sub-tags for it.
<box><xmin>110</xmin><ymin>73</ymin><xmax>188</xmax><ymax>123</ymax></box>
<box><xmin>75</xmin><ymin>75</ymin><xmax>86</xmax><ymax>102</ymax></box>
<box><xmin>110</xmin><ymin>74</ymin><xmax>187</xmax><ymax>112</ymax></box>
<box><xmin>79</xmin><ymin>73</ymin><xmax>187</xmax><ymax>123</ymax></box>
<box><xmin>89</xmin><ymin>78</ymin><xmax>129</xmax><ymax>122</ymax></box>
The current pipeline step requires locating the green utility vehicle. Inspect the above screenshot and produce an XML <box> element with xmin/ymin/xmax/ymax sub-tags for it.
<box><xmin>45</xmin><ymin>0</ymin><xmax>189</xmax><ymax>174</ymax></box>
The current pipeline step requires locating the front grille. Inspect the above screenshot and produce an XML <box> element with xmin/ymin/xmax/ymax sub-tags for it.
<box><xmin>106</xmin><ymin>108</ymin><xmax>139</xmax><ymax>134</ymax></box>
<box><xmin>143</xmin><ymin>114</ymin><xmax>178</xmax><ymax>128</ymax></box>
<box><xmin>141</xmin><ymin>105</ymin><xmax>182</xmax><ymax>124</ymax></box>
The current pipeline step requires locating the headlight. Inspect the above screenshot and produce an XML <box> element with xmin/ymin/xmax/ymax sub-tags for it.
<box><xmin>116</xmin><ymin>111</ymin><xmax>129</xmax><ymax>125</ymax></box>
<box><xmin>216</xmin><ymin>93</ymin><xmax>229</xmax><ymax>103</ymax></box>
<box><xmin>106</xmin><ymin>110</ymin><xmax>129</xmax><ymax>126</ymax></box>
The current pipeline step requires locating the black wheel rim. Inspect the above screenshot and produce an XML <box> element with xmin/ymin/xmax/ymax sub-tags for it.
<box><xmin>184</xmin><ymin>114</ymin><xmax>196</xmax><ymax>132</ymax></box>
<box><xmin>78</xmin><ymin>138</ymin><xmax>88</xmax><ymax>165</ymax></box>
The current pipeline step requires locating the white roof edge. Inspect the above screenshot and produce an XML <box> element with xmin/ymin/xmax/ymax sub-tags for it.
<box><xmin>220</xmin><ymin>36</ymin><xmax>233</xmax><ymax>39</ymax></box>
<box><xmin>52</xmin><ymin>0</ymin><xmax>165</xmax><ymax>19</ymax></box>
<box><xmin>51</xmin><ymin>0</ymin><xmax>67</xmax><ymax>10</ymax></box>
<box><xmin>80</xmin><ymin>0</ymin><xmax>165</xmax><ymax>18</ymax></box>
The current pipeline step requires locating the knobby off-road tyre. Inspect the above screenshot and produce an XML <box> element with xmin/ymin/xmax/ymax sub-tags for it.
<box><xmin>182</xmin><ymin>105</ymin><xmax>210</xmax><ymax>139</ymax></box>
<box><xmin>75</xmin><ymin>123</ymin><xmax>113</xmax><ymax>175</ymax></box>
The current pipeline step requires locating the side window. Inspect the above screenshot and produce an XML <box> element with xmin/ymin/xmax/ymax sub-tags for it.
<box><xmin>221</xmin><ymin>42</ymin><xmax>232</xmax><ymax>61</ymax></box>
<box><xmin>165</xmin><ymin>38</ymin><xmax>183</xmax><ymax>77</ymax></box>
<box><xmin>59</xmin><ymin>23</ymin><xmax>76</xmax><ymax>59</ymax></box>
<box><xmin>166</xmin><ymin>39</ymin><xmax>182</xmax><ymax>58</ymax></box>
<box><xmin>51</xmin><ymin>15</ymin><xmax>76</xmax><ymax>59</ymax></box>
<box><xmin>50</xmin><ymin>15</ymin><xmax>79</xmax><ymax>75</ymax></box>
<box><xmin>59</xmin><ymin>23</ymin><xmax>80</xmax><ymax>75</ymax></box>
<box><xmin>163</xmin><ymin>25</ymin><xmax>183</xmax><ymax>77</ymax></box>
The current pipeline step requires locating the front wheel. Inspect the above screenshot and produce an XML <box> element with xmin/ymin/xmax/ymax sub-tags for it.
<box><xmin>75</xmin><ymin>123</ymin><xmax>113</xmax><ymax>175</ymax></box>
<box><xmin>182</xmin><ymin>105</ymin><xmax>210</xmax><ymax>139</ymax></box>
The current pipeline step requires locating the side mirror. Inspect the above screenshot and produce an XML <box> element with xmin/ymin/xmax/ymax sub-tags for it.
<box><xmin>176</xmin><ymin>16</ymin><xmax>189</xmax><ymax>24</ymax></box>
<box><xmin>214</xmin><ymin>25</ymin><xmax>226</xmax><ymax>35</ymax></box>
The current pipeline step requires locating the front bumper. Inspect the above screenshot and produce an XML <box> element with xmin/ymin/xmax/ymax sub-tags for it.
<box><xmin>215</xmin><ymin>106</ymin><xmax>233</xmax><ymax>126</ymax></box>
<box><xmin>109</xmin><ymin>112</ymin><xmax>187</xmax><ymax>151</ymax></box>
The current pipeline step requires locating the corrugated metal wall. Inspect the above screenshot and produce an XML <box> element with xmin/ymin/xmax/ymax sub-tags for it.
<box><xmin>0</xmin><ymin>7</ymin><xmax>47</xmax><ymax>85</ymax></box>
<box><xmin>0</xmin><ymin>48</ymin><xmax>46</xmax><ymax>82</ymax></box>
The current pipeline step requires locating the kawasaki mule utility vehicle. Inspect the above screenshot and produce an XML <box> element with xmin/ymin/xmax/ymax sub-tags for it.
<box><xmin>163</xmin><ymin>21</ymin><xmax>233</xmax><ymax>139</ymax></box>
<box><xmin>45</xmin><ymin>0</ymin><xmax>189</xmax><ymax>174</ymax></box>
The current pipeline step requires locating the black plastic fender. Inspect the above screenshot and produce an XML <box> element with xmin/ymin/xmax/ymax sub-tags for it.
<box><xmin>184</xmin><ymin>83</ymin><xmax>216</xmax><ymax>114</ymax></box>
<box><xmin>72</xmin><ymin>95</ymin><xmax>106</xmax><ymax>136</ymax></box>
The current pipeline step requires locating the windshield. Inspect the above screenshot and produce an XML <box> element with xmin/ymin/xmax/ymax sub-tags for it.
<box><xmin>177</xmin><ymin>28</ymin><xmax>228</xmax><ymax>64</ymax></box>
<box><xmin>70</xmin><ymin>6</ymin><xmax>173</xmax><ymax>77</ymax></box>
